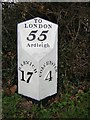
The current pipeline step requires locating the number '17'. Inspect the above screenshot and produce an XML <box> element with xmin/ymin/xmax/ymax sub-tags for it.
<box><xmin>21</xmin><ymin>70</ymin><xmax>33</xmax><ymax>83</ymax></box>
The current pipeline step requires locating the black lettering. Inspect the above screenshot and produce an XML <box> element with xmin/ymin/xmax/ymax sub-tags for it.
<box><xmin>39</xmin><ymin>24</ymin><xmax>43</xmax><ymax>28</ymax></box>
<box><xmin>25</xmin><ymin>23</ymin><xmax>28</xmax><ymax>28</ymax></box>
<box><xmin>27</xmin><ymin>43</ymin><xmax>30</xmax><ymax>47</ymax></box>
<box><xmin>38</xmin><ymin>19</ymin><xmax>42</xmax><ymax>23</ymax></box>
<box><xmin>48</xmin><ymin>24</ymin><xmax>52</xmax><ymax>29</ymax></box>
<box><xmin>44</xmin><ymin>24</ymin><xmax>47</xmax><ymax>28</ymax></box>
<box><xmin>34</xmin><ymin>19</ymin><xmax>38</xmax><ymax>23</ymax></box>
<box><xmin>33</xmin><ymin>24</ymin><xmax>37</xmax><ymax>28</ymax></box>
<box><xmin>29</xmin><ymin>24</ymin><xmax>33</xmax><ymax>28</ymax></box>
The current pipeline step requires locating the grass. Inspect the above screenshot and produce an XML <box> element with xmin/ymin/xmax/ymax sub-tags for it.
<box><xmin>2</xmin><ymin>88</ymin><xmax>90</xmax><ymax>119</ymax></box>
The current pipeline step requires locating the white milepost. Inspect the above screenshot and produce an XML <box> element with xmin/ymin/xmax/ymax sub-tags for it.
<box><xmin>17</xmin><ymin>17</ymin><xmax>58</xmax><ymax>101</ymax></box>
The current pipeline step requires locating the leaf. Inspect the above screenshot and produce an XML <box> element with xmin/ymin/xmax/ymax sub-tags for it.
<box><xmin>4</xmin><ymin>88</ymin><xmax>11</xmax><ymax>96</ymax></box>
<box><xmin>18</xmin><ymin>101</ymin><xmax>33</xmax><ymax>110</ymax></box>
<box><xmin>7</xmin><ymin>80</ymin><xmax>12</xmax><ymax>87</ymax></box>
<box><xmin>10</xmin><ymin>85</ymin><xmax>17</xmax><ymax>95</ymax></box>
<box><xmin>78</xmin><ymin>89</ymin><xmax>84</xmax><ymax>94</ymax></box>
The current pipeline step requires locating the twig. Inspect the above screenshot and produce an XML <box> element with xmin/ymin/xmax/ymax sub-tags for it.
<box><xmin>74</xmin><ymin>19</ymin><xmax>81</xmax><ymax>41</ymax></box>
<box><xmin>3</xmin><ymin>25</ymin><xmax>13</xmax><ymax>38</ymax></box>
<box><xmin>66</xmin><ymin>25</ymin><xmax>73</xmax><ymax>39</ymax></box>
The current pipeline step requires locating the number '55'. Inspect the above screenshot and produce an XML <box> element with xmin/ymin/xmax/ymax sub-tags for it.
<box><xmin>27</xmin><ymin>30</ymin><xmax>49</xmax><ymax>41</ymax></box>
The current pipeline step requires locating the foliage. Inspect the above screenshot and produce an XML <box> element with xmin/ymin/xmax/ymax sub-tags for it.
<box><xmin>2</xmin><ymin>2</ymin><xmax>90</xmax><ymax>119</ymax></box>
<box><xmin>2</xmin><ymin>89</ymin><xmax>90</xmax><ymax>119</ymax></box>
<box><xmin>2</xmin><ymin>2</ymin><xmax>90</xmax><ymax>88</ymax></box>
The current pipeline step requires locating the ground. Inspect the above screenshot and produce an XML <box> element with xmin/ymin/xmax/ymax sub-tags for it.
<box><xmin>2</xmin><ymin>81</ymin><xmax>90</xmax><ymax>119</ymax></box>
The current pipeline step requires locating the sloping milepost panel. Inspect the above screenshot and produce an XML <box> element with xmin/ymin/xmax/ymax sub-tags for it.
<box><xmin>17</xmin><ymin>17</ymin><xmax>58</xmax><ymax>101</ymax></box>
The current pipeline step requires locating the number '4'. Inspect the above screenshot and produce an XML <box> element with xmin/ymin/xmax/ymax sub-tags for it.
<box><xmin>21</xmin><ymin>70</ymin><xmax>33</xmax><ymax>83</ymax></box>
<box><xmin>45</xmin><ymin>71</ymin><xmax>52</xmax><ymax>81</ymax></box>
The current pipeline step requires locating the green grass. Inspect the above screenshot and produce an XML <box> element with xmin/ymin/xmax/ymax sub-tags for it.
<box><xmin>2</xmin><ymin>89</ymin><xmax>90</xmax><ymax>119</ymax></box>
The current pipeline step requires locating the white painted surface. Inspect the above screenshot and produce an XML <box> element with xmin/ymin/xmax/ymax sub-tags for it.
<box><xmin>17</xmin><ymin>17</ymin><xmax>58</xmax><ymax>101</ymax></box>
